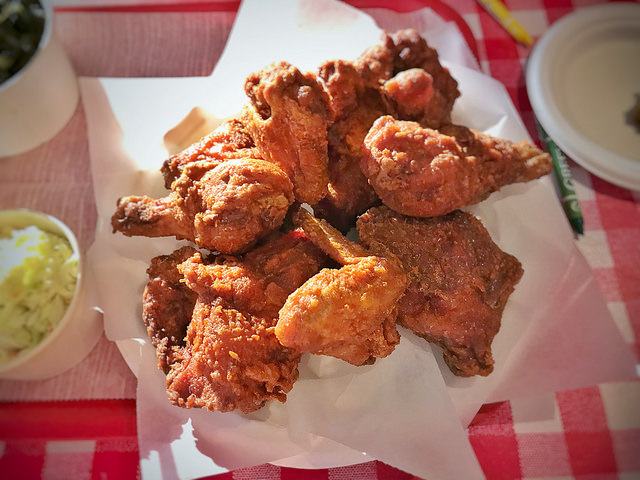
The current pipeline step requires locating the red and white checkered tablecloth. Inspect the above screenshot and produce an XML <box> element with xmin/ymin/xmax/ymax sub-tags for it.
<box><xmin>0</xmin><ymin>1</ymin><xmax>639</xmax><ymax>479</ymax></box>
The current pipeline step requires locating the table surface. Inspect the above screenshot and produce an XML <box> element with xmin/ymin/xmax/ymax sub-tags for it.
<box><xmin>1</xmin><ymin>0</ymin><xmax>639</xmax><ymax>479</ymax></box>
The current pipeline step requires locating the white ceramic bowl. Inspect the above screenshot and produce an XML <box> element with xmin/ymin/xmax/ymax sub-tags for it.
<box><xmin>0</xmin><ymin>0</ymin><xmax>79</xmax><ymax>157</ymax></box>
<box><xmin>0</xmin><ymin>209</ymin><xmax>103</xmax><ymax>380</ymax></box>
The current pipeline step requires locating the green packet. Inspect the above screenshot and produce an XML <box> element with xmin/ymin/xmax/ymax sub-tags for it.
<box><xmin>536</xmin><ymin>122</ymin><xmax>584</xmax><ymax>235</ymax></box>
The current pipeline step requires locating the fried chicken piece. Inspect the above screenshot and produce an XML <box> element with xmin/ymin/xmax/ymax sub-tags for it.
<box><xmin>312</xmin><ymin>30</ymin><xmax>460</xmax><ymax>230</ymax></box>
<box><xmin>166</xmin><ymin>230</ymin><xmax>328</xmax><ymax>413</ymax></box>
<box><xmin>276</xmin><ymin>206</ymin><xmax>408</xmax><ymax>366</ymax></box>
<box><xmin>311</xmin><ymin>36</ymin><xmax>401</xmax><ymax>231</ymax></box>
<box><xmin>242</xmin><ymin>61</ymin><xmax>333</xmax><ymax>205</ymax></box>
<box><xmin>242</xmin><ymin>229</ymin><xmax>335</xmax><ymax>313</ymax></box>
<box><xmin>143</xmin><ymin>246</ymin><xmax>200</xmax><ymax>373</ymax></box>
<box><xmin>112</xmin><ymin>158</ymin><xmax>294</xmax><ymax>254</ymax></box>
<box><xmin>388</xmin><ymin>29</ymin><xmax>460</xmax><ymax>127</ymax></box>
<box><xmin>357</xmin><ymin>206</ymin><xmax>523</xmax><ymax>377</ymax></box>
<box><xmin>167</xmin><ymin>291</ymin><xmax>300</xmax><ymax>413</ymax></box>
<box><xmin>348</xmin><ymin>29</ymin><xmax>459</xmax><ymax>127</ymax></box>
<box><xmin>361</xmin><ymin>116</ymin><xmax>552</xmax><ymax>217</ymax></box>
<box><xmin>160</xmin><ymin>117</ymin><xmax>260</xmax><ymax>188</ymax></box>
<box><xmin>312</xmin><ymin>58</ymin><xmax>390</xmax><ymax>231</ymax></box>
<box><xmin>352</xmin><ymin>32</ymin><xmax>395</xmax><ymax>86</ymax></box>
<box><xmin>318</xmin><ymin>33</ymin><xmax>394</xmax><ymax>119</ymax></box>
<box><xmin>383</xmin><ymin>68</ymin><xmax>435</xmax><ymax>121</ymax></box>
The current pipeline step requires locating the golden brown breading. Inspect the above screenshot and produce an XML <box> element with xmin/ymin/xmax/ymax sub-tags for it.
<box><xmin>276</xmin><ymin>206</ymin><xmax>408</xmax><ymax>366</ymax></box>
<box><xmin>312</xmin><ymin>29</ymin><xmax>461</xmax><ymax>230</ymax></box>
<box><xmin>143</xmin><ymin>246</ymin><xmax>200</xmax><ymax>373</ymax></box>
<box><xmin>166</xmin><ymin>255</ymin><xmax>299</xmax><ymax>413</ymax></box>
<box><xmin>357</xmin><ymin>206</ymin><xmax>523</xmax><ymax>377</ymax></box>
<box><xmin>242</xmin><ymin>229</ymin><xmax>335</xmax><ymax>313</ymax></box>
<box><xmin>112</xmin><ymin>158</ymin><xmax>294</xmax><ymax>254</ymax></box>
<box><xmin>165</xmin><ymin>231</ymin><xmax>328</xmax><ymax>413</ymax></box>
<box><xmin>312</xmin><ymin>58</ymin><xmax>388</xmax><ymax>231</ymax></box>
<box><xmin>388</xmin><ymin>29</ymin><xmax>460</xmax><ymax>127</ymax></box>
<box><xmin>352</xmin><ymin>32</ymin><xmax>395</xmax><ymax>86</ymax></box>
<box><xmin>383</xmin><ymin>68</ymin><xmax>436</xmax><ymax>121</ymax></box>
<box><xmin>160</xmin><ymin>117</ymin><xmax>260</xmax><ymax>188</ymax></box>
<box><xmin>361</xmin><ymin>116</ymin><xmax>552</xmax><ymax>217</ymax></box>
<box><xmin>242</xmin><ymin>61</ymin><xmax>333</xmax><ymax>205</ymax></box>
<box><xmin>167</xmin><ymin>295</ymin><xmax>300</xmax><ymax>414</ymax></box>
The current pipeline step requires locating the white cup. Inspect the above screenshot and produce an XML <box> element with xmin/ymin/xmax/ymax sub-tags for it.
<box><xmin>0</xmin><ymin>0</ymin><xmax>79</xmax><ymax>157</ymax></box>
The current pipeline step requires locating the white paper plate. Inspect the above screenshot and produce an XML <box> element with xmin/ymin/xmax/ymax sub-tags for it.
<box><xmin>526</xmin><ymin>3</ymin><xmax>640</xmax><ymax>191</ymax></box>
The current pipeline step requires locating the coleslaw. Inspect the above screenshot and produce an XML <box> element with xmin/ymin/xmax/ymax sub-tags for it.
<box><xmin>0</xmin><ymin>225</ymin><xmax>78</xmax><ymax>365</ymax></box>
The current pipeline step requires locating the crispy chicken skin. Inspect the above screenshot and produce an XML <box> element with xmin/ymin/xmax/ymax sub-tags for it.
<box><xmin>276</xmin><ymin>206</ymin><xmax>408</xmax><ymax>366</ymax></box>
<box><xmin>160</xmin><ymin>117</ymin><xmax>260</xmax><ymax>188</ymax></box>
<box><xmin>312</xmin><ymin>30</ymin><xmax>460</xmax><ymax>230</ymax></box>
<box><xmin>352</xmin><ymin>33</ymin><xmax>395</xmax><ymax>86</ymax></box>
<box><xmin>351</xmin><ymin>29</ymin><xmax>460</xmax><ymax>127</ymax></box>
<box><xmin>167</xmin><ymin>284</ymin><xmax>300</xmax><ymax>412</ymax></box>
<box><xmin>143</xmin><ymin>246</ymin><xmax>200</xmax><ymax>373</ymax></box>
<box><xmin>357</xmin><ymin>206</ymin><xmax>523</xmax><ymax>377</ymax></box>
<box><xmin>312</xmin><ymin>58</ymin><xmax>389</xmax><ymax>231</ymax></box>
<box><xmin>388</xmin><ymin>29</ymin><xmax>460</xmax><ymax>127</ymax></box>
<box><xmin>242</xmin><ymin>229</ymin><xmax>334</xmax><ymax>311</ymax></box>
<box><xmin>361</xmin><ymin>116</ymin><xmax>552</xmax><ymax>217</ymax></box>
<box><xmin>165</xmin><ymin>231</ymin><xmax>328</xmax><ymax>413</ymax></box>
<box><xmin>243</xmin><ymin>61</ymin><xmax>333</xmax><ymax>205</ymax></box>
<box><xmin>112</xmin><ymin>158</ymin><xmax>294</xmax><ymax>254</ymax></box>
<box><xmin>383</xmin><ymin>68</ymin><xmax>435</xmax><ymax>121</ymax></box>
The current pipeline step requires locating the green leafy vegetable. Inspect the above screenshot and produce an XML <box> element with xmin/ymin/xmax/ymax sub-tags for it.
<box><xmin>0</xmin><ymin>0</ymin><xmax>46</xmax><ymax>85</ymax></box>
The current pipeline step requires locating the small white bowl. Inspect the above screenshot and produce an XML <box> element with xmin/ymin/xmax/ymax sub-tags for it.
<box><xmin>0</xmin><ymin>209</ymin><xmax>103</xmax><ymax>380</ymax></box>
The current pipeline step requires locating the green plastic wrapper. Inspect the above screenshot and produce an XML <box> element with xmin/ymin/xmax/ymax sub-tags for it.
<box><xmin>536</xmin><ymin>122</ymin><xmax>584</xmax><ymax>235</ymax></box>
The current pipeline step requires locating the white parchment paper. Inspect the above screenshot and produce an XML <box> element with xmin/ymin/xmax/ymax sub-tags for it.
<box><xmin>80</xmin><ymin>0</ymin><xmax>638</xmax><ymax>478</ymax></box>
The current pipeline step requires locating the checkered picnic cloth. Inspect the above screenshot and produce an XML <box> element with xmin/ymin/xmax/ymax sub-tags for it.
<box><xmin>1</xmin><ymin>385</ymin><xmax>639</xmax><ymax>479</ymax></box>
<box><xmin>0</xmin><ymin>1</ymin><xmax>638</xmax><ymax>479</ymax></box>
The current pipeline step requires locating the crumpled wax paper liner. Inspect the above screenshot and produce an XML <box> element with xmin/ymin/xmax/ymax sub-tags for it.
<box><xmin>80</xmin><ymin>0</ymin><xmax>638</xmax><ymax>478</ymax></box>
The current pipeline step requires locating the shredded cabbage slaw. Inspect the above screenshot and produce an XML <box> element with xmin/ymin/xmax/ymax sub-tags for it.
<box><xmin>0</xmin><ymin>225</ymin><xmax>78</xmax><ymax>365</ymax></box>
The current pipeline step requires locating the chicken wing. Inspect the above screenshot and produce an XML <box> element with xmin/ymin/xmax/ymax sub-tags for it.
<box><xmin>361</xmin><ymin>116</ymin><xmax>552</xmax><ymax>217</ymax></box>
<box><xmin>112</xmin><ymin>158</ymin><xmax>294</xmax><ymax>254</ymax></box>
<box><xmin>165</xmin><ymin>230</ymin><xmax>328</xmax><ymax>413</ymax></box>
<box><xmin>357</xmin><ymin>206</ymin><xmax>523</xmax><ymax>376</ymax></box>
<box><xmin>276</xmin><ymin>205</ymin><xmax>408</xmax><ymax>366</ymax></box>
<box><xmin>242</xmin><ymin>61</ymin><xmax>333</xmax><ymax>205</ymax></box>
<box><xmin>160</xmin><ymin>117</ymin><xmax>260</xmax><ymax>188</ymax></box>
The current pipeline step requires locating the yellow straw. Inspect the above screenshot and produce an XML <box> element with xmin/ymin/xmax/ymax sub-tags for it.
<box><xmin>477</xmin><ymin>0</ymin><xmax>533</xmax><ymax>46</ymax></box>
